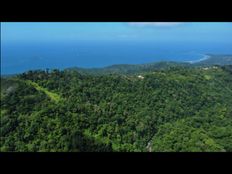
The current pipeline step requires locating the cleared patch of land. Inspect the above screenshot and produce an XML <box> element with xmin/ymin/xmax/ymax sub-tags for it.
<box><xmin>25</xmin><ymin>80</ymin><xmax>61</xmax><ymax>102</ymax></box>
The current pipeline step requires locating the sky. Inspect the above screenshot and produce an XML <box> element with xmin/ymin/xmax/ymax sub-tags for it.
<box><xmin>1</xmin><ymin>22</ymin><xmax>232</xmax><ymax>44</ymax></box>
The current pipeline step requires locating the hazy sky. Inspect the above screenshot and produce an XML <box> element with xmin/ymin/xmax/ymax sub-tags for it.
<box><xmin>1</xmin><ymin>22</ymin><xmax>232</xmax><ymax>44</ymax></box>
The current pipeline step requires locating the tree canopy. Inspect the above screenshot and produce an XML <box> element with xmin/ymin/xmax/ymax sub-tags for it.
<box><xmin>1</xmin><ymin>64</ymin><xmax>232</xmax><ymax>152</ymax></box>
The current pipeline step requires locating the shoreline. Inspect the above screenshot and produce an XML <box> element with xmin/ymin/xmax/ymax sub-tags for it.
<box><xmin>185</xmin><ymin>54</ymin><xmax>211</xmax><ymax>64</ymax></box>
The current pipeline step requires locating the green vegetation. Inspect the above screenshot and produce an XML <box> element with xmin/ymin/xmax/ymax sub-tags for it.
<box><xmin>25</xmin><ymin>80</ymin><xmax>61</xmax><ymax>103</ymax></box>
<box><xmin>152</xmin><ymin>119</ymin><xmax>229</xmax><ymax>152</ymax></box>
<box><xmin>195</xmin><ymin>54</ymin><xmax>232</xmax><ymax>66</ymax></box>
<box><xmin>1</xmin><ymin>59</ymin><xmax>232</xmax><ymax>152</ymax></box>
<box><xmin>66</xmin><ymin>55</ymin><xmax>232</xmax><ymax>75</ymax></box>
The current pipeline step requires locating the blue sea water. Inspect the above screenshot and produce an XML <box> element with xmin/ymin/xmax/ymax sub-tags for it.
<box><xmin>1</xmin><ymin>41</ymin><xmax>232</xmax><ymax>74</ymax></box>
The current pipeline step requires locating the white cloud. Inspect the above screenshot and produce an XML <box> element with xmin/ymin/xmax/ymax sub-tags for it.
<box><xmin>128</xmin><ymin>22</ymin><xmax>182</xmax><ymax>27</ymax></box>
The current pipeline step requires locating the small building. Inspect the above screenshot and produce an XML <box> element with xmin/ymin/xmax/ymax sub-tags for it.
<box><xmin>138</xmin><ymin>75</ymin><xmax>144</xmax><ymax>79</ymax></box>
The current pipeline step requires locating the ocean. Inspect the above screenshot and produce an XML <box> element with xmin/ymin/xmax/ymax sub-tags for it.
<box><xmin>1</xmin><ymin>41</ymin><xmax>232</xmax><ymax>75</ymax></box>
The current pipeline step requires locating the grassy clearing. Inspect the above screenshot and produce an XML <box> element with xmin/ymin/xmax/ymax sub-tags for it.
<box><xmin>204</xmin><ymin>75</ymin><xmax>212</xmax><ymax>80</ymax></box>
<box><xmin>26</xmin><ymin>80</ymin><xmax>61</xmax><ymax>102</ymax></box>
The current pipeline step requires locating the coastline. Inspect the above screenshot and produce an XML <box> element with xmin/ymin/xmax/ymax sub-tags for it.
<box><xmin>186</xmin><ymin>54</ymin><xmax>211</xmax><ymax>64</ymax></box>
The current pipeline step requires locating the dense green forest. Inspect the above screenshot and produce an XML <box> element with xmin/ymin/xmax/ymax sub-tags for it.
<box><xmin>1</xmin><ymin>56</ymin><xmax>232</xmax><ymax>152</ymax></box>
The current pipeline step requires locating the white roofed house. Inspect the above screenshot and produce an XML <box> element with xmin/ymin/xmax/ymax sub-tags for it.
<box><xmin>138</xmin><ymin>75</ymin><xmax>144</xmax><ymax>79</ymax></box>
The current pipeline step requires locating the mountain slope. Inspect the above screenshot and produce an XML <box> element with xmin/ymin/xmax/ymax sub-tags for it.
<box><xmin>1</xmin><ymin>65</ymin><xmax>232</xmax><ymax>152</ymax></box>
<box><xmin>195</xmin><ymin>54</ymin><xmax>232</xmax><ymax>66</ymax></box>
<box><xmin>66</xmin><ymin>54</ymin><xmax>232</xmax><ymax>75</ymax></box>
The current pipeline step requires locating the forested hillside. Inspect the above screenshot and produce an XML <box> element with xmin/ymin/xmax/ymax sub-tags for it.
<box><xmin>1</xmin><ymin>64</ymin><xmax>232</xmax><ymax>152</ymax></box>
<box><xmin>195</xmin><ymin>54</ymin><xmax>232</xmax><ymax>66</ymax></box>
<box><xmin>66</xmin><ymin>54</ymin><xmax>232</xmax><ymax>75</ymax></box>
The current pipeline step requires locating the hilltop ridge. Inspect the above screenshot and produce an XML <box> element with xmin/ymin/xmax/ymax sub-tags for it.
<box><xmin>66</xmin><ymin>54</ymin><xmax>232</xmax><ymax>75</ymax></box>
